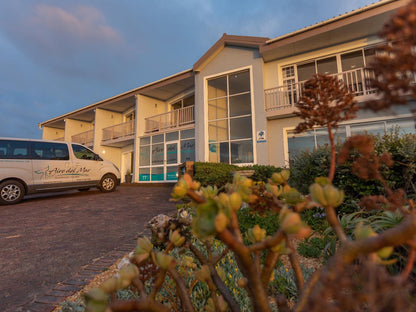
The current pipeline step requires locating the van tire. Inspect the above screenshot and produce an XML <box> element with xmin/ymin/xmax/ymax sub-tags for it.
<box><xmin>0</xmin><ymin>180</ymin><xmax>25</xmax><ymax>205</ymax></box>
<box><xmin>99</xmin><ymin>174</ymin><xmax>117</xmax><ymax>193</ymax></box>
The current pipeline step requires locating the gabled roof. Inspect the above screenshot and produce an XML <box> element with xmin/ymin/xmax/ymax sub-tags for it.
<box><xmin>193</xmin><ymin>34</ymin><xmax>269</xmax><ymax>72</ymax></box>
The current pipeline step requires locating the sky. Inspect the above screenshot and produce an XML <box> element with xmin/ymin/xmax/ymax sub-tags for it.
<box><xmin>0</xmin><ymin>0</ymin><xmax>378</xmax><ymax>139</ymax></box>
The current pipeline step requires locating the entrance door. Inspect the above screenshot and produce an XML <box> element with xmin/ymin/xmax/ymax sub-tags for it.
<box><xmin>165</xmin><ymin>141</ymin><xmax>178</xmax><ymax>181</ymax></box>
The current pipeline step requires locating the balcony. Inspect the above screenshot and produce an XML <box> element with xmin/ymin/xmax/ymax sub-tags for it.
<box><xmin>264</xmin><ymin>68</ymin><xmax>376</xmax><ymax>118</ymax></box>
<box><xmin>102</xmin><ymin>120</ymin><xmax>135</xmax><ymax>141</ymax></box>
<box><xmin>72</xmin><ymin>130</ymin><xmax>94</xmax><ymax>146</ymax></box>
<box><xmin>145</xmin><ymin>105</ymin><xmax>194</xmax><ymax>133</ymax></box>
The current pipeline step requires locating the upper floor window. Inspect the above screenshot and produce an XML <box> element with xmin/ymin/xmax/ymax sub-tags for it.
<box><xmin>207</xmin><ymin>69</ymin><xmax>253</xmax><ymax>164</ymax></box>
<box><xmin>282</xmin><ymin>47</ymin><xmax>376</xmax><ymax>85</ymax></box>
<box><xmin>171</xmin><ymin>94</ymin><xmax>194</xmax><ymax>110</ymax></box>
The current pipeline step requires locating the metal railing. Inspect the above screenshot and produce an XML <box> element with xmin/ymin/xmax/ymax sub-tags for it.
<box><xmin>102</xmin><ymin>120</ymin><xmax>135</xmax><ymax>141</ymax></box>
<box><xmin>71</xmin><ymin>130</ymin><xmax>94</xmax><ymax>146</ymax></box>
<box><xmin>264</xmin><ymin>68</ymin><xmax>376</xmax><ymax>113</ymax></box>
<box><xmin>145</xmin><ymin>105</ymin><xmax>194</xmax><ymax>133</ymax></box>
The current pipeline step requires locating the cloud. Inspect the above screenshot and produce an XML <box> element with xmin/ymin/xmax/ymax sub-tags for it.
<box><xmin>0</xmin><ymin>3</ymin><xmax>125</xmax><ymax>79</ymax></box>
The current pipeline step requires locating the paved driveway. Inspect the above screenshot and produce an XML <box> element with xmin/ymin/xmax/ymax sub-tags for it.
<box><xmin>0</xmin><ymin>185</ymin><xmax>176</xmax><ymax>312</ymax></box>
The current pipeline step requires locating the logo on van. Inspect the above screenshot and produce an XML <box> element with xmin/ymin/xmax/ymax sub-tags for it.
<box><xmin>34</xmin><ymin>166</ymin><xmax>91</xmax><ymax>179</ymax></box>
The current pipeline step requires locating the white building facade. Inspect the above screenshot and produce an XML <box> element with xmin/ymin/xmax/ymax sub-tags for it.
<box><xmin>40</xmin><ymin>0</ymin><xmax>415</xmax><ymax>183</ymax></box>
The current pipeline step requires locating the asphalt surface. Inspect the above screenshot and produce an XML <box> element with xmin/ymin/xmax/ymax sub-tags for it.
<box><xmin>0</xmin><ymin>184</ymin><xmax>176</xmax><ymax>312</ymax></box>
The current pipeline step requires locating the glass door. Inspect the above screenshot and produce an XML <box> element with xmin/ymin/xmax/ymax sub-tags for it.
<box><xmin>165</xmin><ymin>141</ymin><xmax>179</xmax><ymax>181</ymax></box>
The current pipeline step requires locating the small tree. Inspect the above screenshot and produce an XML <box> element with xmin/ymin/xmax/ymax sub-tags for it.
<box><xmin>366</xmin><ymin>0</ymin><xmax>416</xmax><ymax>111</ymax></box>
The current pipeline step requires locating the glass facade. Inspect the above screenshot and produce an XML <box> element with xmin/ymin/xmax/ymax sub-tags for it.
<box><xmin>138</xmin><ymin>129</ymin><xmax>195</xmax><ymax>182</ymax></box>
<box><xmin>207</xmin><ymin>69</ymin><xmax>253</xmax><ymax>164</ymax></box>
<box><xmin>286</xmin><ymin>117</ymin><xmax>416</xmax><ymax>165</ymax></box>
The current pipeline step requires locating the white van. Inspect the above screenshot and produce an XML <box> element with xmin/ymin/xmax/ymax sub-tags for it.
<box><xmin>0</xmin><ymin>138</ymin><xmax>121</xmax><ymax>205</ymax></box>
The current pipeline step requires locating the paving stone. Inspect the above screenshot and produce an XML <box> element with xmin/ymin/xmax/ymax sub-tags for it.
<box><xmin>35</xmin><ymin>295</ymin><xmax>63</xmax><ymax>305</ymax></box>
<box><xmin>44</xmin><ymin>289</ymin><xmax>74</xmax><ymax>297</ymax></box>
<box><xmin>52</xmin><ymin>284</ymin><xmax>82</xmax><ymax>292</ymax></box>
<box><xmin>62</xmin><ymin>279</ymin><xmax>87</xmax><ymax>286</ymax></box>
<box><xmin>22</xmin><ymin>302</ymin><xmax>54</xmax><ymax>312</ymax></box>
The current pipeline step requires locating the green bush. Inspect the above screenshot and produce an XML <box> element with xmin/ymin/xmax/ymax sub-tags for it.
<box><xmin>244</xmin><ymin>164</ymin><xmax>282</xmax><ymax>183</ymax></box>
<box><xmin>237</xmin><ymin>208</ymin><xmax>280</xmax><ymax>237</ymax></box>
<box><xmin>289</xmin><ymin>131</ymin><xmax>416</xmax><ymax>214</ymax></box>
<box><xmin>193</xmin><ymin>162</ymin><xmax>238</xmax><ymax>188</ymax></box>
<box><xmin>193</xmin><ymin>162</ymin><xmax>284</xmax><ymax>189</ymax></box>
<box><xmin>297</xmin><ymin>237</ymin><xmax>324</xmax><ymax>258</ymax></box>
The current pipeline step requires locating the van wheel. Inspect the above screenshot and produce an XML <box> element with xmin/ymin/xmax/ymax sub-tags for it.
<box><xmin>0</xmin><ymin>180</ymin><xmax>25</xmax><ymax>205</ymax></box>
<box><xmin>99</xmin><ymin>174</ymin><xmax>117</xmax><ymax>192</ymax></box>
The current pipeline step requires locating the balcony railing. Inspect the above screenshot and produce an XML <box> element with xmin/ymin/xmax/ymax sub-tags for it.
<box><xmin>264</xmin><ymin>68</ymin><xmax>376</xmax><ymax>114</ymax></box>
<box><xmin>71</xmin><ymin>130</ymin><xmax>94</xmax><ymax>146</ymax></box>
<box><xmin>102</xmin><ymin>120</ymin><xmax>135</xmax><ymax>141</ymax></box>
<box><xmin>145</xmin><ymin>105</ymin><xmax>194</xmax><ymax>133</ymax></box>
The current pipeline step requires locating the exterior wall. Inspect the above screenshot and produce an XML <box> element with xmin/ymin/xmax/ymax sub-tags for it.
<box><xmin>135</xmin><ymin>95</ymin><xmax>166</xmax><ymax>137</ymax></box>
<box><xmin>63</xmin><ymin>119</ymin><xmax>94</xmax><ymax>142</ymax></box>
<box><xmin>42</xmin><ymin>127</ymin><xmax>64</xmax><ymax>140</ymax></box>
<box><xmin>94</xmin><ymin>108</ymin><xmax>123</xmax><ymax>168</ymax></box>
<box><xmin>263</xmin><ymin>36</ymin><xmax>382</xmax><ymax>91</ymax></box>
<box><xmin>195</xmin><ymin>46</ymin><xmax>268</xmax><ymax>165</ymax></box>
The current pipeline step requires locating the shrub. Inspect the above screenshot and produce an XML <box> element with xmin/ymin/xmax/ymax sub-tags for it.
<box><xmin>193</xmin><ymin>162</ymin><xmax>238</xmax><ymax>188</ymax></box>
<box><xmin>244</xmin><ymin>165</ymin><xmax>282</xmax><ymax>183</ymax></box>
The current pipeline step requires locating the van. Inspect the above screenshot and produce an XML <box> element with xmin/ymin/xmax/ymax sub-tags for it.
<box><xmin>0</xmin><ymin>138</ymin><xmax>121</xmax><ymax>205</ymax></box>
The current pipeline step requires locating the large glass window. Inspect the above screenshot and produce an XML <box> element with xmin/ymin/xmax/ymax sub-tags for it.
<box><xmin>286</xmin><ymin>117</ymin><xmax>415</xmax><ymax>165</ymax></box>
<box><xmin>207</xmin><ymin>69</ymin><xmax>253</xmax><ymax>164</ymax></box>
<box><xmin>138</xmin><ymin>129</ymin><xmax>195</xmax><ymax>182</ymax></box>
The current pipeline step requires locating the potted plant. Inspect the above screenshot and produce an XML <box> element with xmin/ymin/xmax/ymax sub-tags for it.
<box><xmin>125</xmin><ymin>169</ymin><xmax>133</xmax><ymax>183</ymax></box>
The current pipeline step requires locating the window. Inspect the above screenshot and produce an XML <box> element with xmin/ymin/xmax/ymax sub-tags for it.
<box><xmin>32</xmin><ymin>142</ymin><xmax>69</xmax><ymax>160</ymax></box>
<box><xmin>138</xmin><ymin>129</ymin><xmax>195</xmax><ymax>181</ymax></box>
<box><xmin>207</xmin><ymin>69</ymin><xmax>253</xmax><ymax>164</ymax></box>
<box><xmin>0</xmin><ymin>140</ymin><xmax>30</xmax><ymax>159</ymax></box>
<box><xmin>72</xmin><ymin>144</ymin><xmax>97</xmax><ymax>160</ymax></box>
<box><xmin>286</xmin><ymin>117</ymin><xmax>415</xmax><ymax>165</ymax></box>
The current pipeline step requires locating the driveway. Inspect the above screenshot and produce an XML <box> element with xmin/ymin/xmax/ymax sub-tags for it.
<box><xmin>0</xmin><ymin>184</ymin><xmax>176</xmax><ymax>312</ymax></box>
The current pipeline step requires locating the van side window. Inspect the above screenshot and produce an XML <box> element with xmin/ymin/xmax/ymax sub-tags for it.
<box><xmin>31</xmin><ymin>142</ymin><xmax>69</xmax><ymax>160</ymax></box>
<box><xmin>72</xmin><ymin>144</ymin><xmax>96</xmax><ymax>160</ymax></box>
<box><xmin>0</xmin><ymin>140</ymin><xmax>30</xmax><ymax>159</ymax></box>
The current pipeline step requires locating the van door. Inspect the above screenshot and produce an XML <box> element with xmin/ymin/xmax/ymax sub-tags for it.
<box><xmin>71</xmin><ymin>144</ymin><xmax>102</xmax><ymax>183</ymax></box>
<box><xmin>31</xmin><ymin>141</ymin><xmax>73</xmax><ymax>189</ymax></box>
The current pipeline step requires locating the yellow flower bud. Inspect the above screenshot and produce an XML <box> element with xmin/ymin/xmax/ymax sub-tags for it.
<box><xmin>252</xmin><ymin>224</ymin><xmax>266</xmax><ymax>242</ymax></box>
<box><xmin>280</xmin><ymin>212</ymin><xmax>302</xmax><ymax>234</ymax></box>
<box><xmin>169</xmin><ymin>230</ymin><xmax>185</xmax><ymax>247</ymax></box>
<box><xmin>280</xmin><ymin>169</ymin><xmax>290</xmax><ymax>181</ymax></box>
<box><xmin>377</xmin><ymin>246</ymin><xmax>394</xmax><ymax>259</ymax></box>
<box><xmin>229</xmin><ymin>192</ymin><xmax>242</xmax><ymax>211</ymax></box>
<box><xmin>101</xmin><ymin>277</ymin><xmax>118</xmax><ymax>293</ymax></box>
<box><xmin>155</xmin><ymin>252</ymin><xmax>175</xmax><ymax>270</ymax></box>
<box><xmin>215</xmin><ymin>212</ymin><xmax>228</xmax><ymax>233</ymax></box>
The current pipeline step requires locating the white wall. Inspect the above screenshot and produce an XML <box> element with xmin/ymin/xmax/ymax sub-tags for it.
<box><xmin>64</xmin><ymin>119</ymin><xmax>94</xmax><ymax>142</ymax></box>
<box><xmin>94</xmin><ymin>109</ymin><xmax>122</xmax><ymax>168</ymax></box>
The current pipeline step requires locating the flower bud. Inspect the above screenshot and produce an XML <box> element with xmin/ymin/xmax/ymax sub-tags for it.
<box><xmin>377</xmin><ymin>246</ymin><xmax>394</xmax><ymax>259</ymax></box>
<box><xmin>215</xmin><ymin>212</ymin><xmax>229</xmax><ymax>233</ymax></box>
<box><xmin>101</xmin><ymin>277</ymin><xmax>118</xmax><ymax>293</ymax></box>
<box><xmin>280</xmin><ymin>169</ymin><xmax>290</xmax><ymax>181</ymax></box>
<box><xmin>169</xmin><ymin>230</ymin><xmax>185</xmax><ymax>247</ymax></box>
<box><xmin>230</xmin><ymin>192</ymin><xmax>242</xmax><ymax>211</ymax></box>
<box><xmin>251</xmin><ymin>224</ymin><xmax>266</xmax><ymax>242</ymax></box>
<box><xmin>237</xmin><ymin>277</ymin><xmax>248</xmax><ymax>287</ymax></box>
<box><xmin>271</xmin><ymin>172</ymin><xmax>285</xmax><ymax>185</ymax></box>
<box><xmin>280</xmin><ymin>212</ymin><xmax>302</xmax><ymax>234</ymax></box>
<box><xmin>309</xmin><ymin>183</ymin><xmax>327</xmax><ymax>206</ymax></box>
<box><xmin>173</xmin><ymin>185</ymin><xmax>187</xmax><ymax>198</ymax></box>
<box><xmin>323</xmin><ymin>184</ymin><xmax>343</xmax><ymax>207</ymax></box>
<box><xmin>155</xmin><ymin>252</ymin><xmax>175</xmax><ymax>270</ymax></box>
<box><xmin>196</xmin><ymin>265</ymin><xmax>211</xmax><ymax>282</ymax></box>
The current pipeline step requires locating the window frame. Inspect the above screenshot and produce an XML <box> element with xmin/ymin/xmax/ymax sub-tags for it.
<box><xmin>205</xmin><ymin>66</ymin><xmax>256</xmax><ymax>165</ymax></box>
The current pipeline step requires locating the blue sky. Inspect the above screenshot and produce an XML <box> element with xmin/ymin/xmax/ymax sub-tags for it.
<box><xmin>0</xmin><ymin>0</ymin><xmax>378</xmax><ymax>139</ymax></box>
